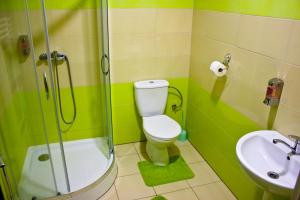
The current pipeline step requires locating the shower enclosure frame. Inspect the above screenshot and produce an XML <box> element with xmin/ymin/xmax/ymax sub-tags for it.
<box><xmin>9</xmin><ymin>0</ymin><xmax>116</xmax><ymax>199</ymax></box>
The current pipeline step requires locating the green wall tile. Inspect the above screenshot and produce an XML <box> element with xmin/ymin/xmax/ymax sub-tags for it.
<box><xmin>109</xmin><ymin>0</ymin><xmax>193</xmax><ymax>8</ymax></box>
<box><xmin>194</xmin><ymin>0</ymin><xmax>300</xmax><ymax>20</ymax></box>
<box><xmin>111</xmin><ymin>78</ymin><xmax>188</xmax><ymax>144</ymax></box>
<box><xmin>186</xmin><ymin>79</ymin><xmax>289</xmax><ymax>200</ymax></box>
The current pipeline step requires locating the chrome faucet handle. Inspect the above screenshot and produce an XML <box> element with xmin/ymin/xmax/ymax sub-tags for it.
<box><xmin>288</xmin><ymin>135</ymin><xmax>300</xmax><ymax>143</ymax></box>
<box><xmin>288</xmin><ymin>135</ymin><xmax>300</xmax><ymax>152</ymax></box>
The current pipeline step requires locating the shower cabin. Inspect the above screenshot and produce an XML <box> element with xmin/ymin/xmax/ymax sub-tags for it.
<box><xmin>0</xmin><ymin>0</ymin><xmax>116</xmax><ymax>199</ymax></box>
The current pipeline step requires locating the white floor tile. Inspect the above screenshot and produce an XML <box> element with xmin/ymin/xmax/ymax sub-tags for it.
<box><xmin>162</xmin><ymin>188</ymin><xmax>198</xmax><ymax>200</ymax></box>
<box><xmin>178</xmin><ymin>145</ymin><xmax>204</xmax><ymax>163</ymax></box>
<box><xmin>115</xmin><ymin>144</ymin><xmax>137</xmax><ymax>157</ymax></box>
<box><xmin>134</xmin><ymin>141</ymin><xmax>147</xmax><ymax>154</ymax></box>
<box><xmin>154</xmin><ymin>180</ymin><xmax>189</xmax><ymax>194</ymax></box>
<box><xmin>116</xmin><ymin>154</ymin><xmax>140</xmax><ymax>176</ymax></box>
<box><xmin>115</xmin><ymin>174</ymin><xmax>155</xmax><ymax>200</ymax></box>
<box><xmin>193</xmin><ymin>182</ymin><xmax>236</xmax><ymax>200</ymax></box>
<box><xmin>187</xmin><ymin>162</ymin><xmax>220</xmax><ymax>187</ymax></box>
<box><xmin>99</xmin><ymin>184</ymin><xmax>119</xmax><ymax>200</ymax></box>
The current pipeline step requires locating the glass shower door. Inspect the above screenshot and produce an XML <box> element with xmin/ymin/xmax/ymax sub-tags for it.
<box><xmin>0</xmin><ymin>0</ymin><xmax>67</xmax><ymax>199</ymax></box>
<box><xmin>23</xmin><ymin>0</ymin><xmax>70</xmax><ymax>197</ymax></box>
<box><xmin>99</xmin><ymin>0</ymin><xmax>114</xmax><ymax>157</ymax></box>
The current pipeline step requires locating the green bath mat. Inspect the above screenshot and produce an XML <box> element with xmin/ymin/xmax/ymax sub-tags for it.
<box><xmin>138</xmin><ymin>156</ymin><xmax>194</xmax><ymax>186</ymax></box>
<box><xmin>151</xmin><ymin>195</ymin><xmax>167</xmax><ymax>200</ymax></box>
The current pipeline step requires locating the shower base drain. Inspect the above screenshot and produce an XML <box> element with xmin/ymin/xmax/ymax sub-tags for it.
<box><xmin>38</xmin><ymin>154</ymin><xmax>49</xmax><ymax>161</ymax></box>
<box><xmin>267</xmin><ymin>171</ymin><xmax>279</xmax><ymax>179</ymax></box>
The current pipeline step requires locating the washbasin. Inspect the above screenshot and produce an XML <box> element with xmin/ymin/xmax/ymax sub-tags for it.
<box><xmin>236</xmin><ymin>130</ymin><xmax>300</xmax><ymax>199</ymax></box>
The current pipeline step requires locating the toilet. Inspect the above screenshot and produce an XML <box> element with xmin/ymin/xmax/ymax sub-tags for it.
<box><xmin>134</xmin><ymin>80</ymin><xmax>181</xmax><ymax>166</ymax></box>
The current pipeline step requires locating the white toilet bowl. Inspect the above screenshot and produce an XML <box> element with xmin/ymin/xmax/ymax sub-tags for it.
<box><xmin>143</xmin><ymin>115</ymin><xmax>181</xmax><ymax>166</ymax></box>
<box><xmin>134</xmin><ymin>80</ymin><xmax>181</xmax><ymax>166</ymax></box>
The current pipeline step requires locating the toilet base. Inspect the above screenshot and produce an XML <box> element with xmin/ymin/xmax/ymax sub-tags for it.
<box><xmin>146</xmin><ymin>141</ymin><xmax>169</xmax><ymax>166</ymax></box>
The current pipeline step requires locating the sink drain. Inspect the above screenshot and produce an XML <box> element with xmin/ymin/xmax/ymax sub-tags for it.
<box><xmin>267</xmin><ymin>171</ymin><xmax>279</xmax><ymax>179</ymax></box>
<box><xmin>38</xmin><ymin>154</ymin><xmax>49</xmax><ymax>161</ymax></box>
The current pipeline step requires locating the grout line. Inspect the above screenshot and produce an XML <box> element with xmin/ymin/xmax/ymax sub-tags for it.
<box><xmin>159</xmin><ymin>187</ymin><xmax>198</xmax><ymax>198</ymax></box>
<box><xmin>189</xmin><ymin>180</ymin><xmax>221</xmax><ymax>189</ymax></box>
<box><xmin>113</xmin><ymin>184</ymin><xmax>120</xmax><ymax>200</ymax></box>
<box><xmin>153</xmin><ymin>180</ymin><xmax>190</xmax><ymax>196</ymax></box>
<box><xmin>115</xmin><ymin>153</ymin><xmax>139</xmax><ymax>158</ymax></box>
<box><xmin>190</xmin><ymin>186</ymin><xmax>200</xmax><ymax>200</ymax></box>
<box><xmin>133</xmin><ymin>194</ymin><xmax>156</xmax><ymax>200</ymax></box>
<box><xmin>97</xmin><ymin>183</ymin><xmax>119</xmax><ymax>200</ymax></box>
<box><xmin>117</xmin><ymin>172</ymin><xmax>140</xmax><ymax>178</ymax></box>
<box><xmin>187</xmin><ymin>160</ymin><xmax>206</xmax><ymax>165</ymax></box>
<box><xmin>197</xmin><ymin>34</ymin><xmax>299</xmax><ymax>67</ymax></box>
<box><xmin>114</xmin><ymin>183</ymin><xmax>120</xmax><ymax>200</ymax></box>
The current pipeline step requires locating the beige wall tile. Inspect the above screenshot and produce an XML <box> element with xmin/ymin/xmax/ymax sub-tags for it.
<box><xmin>191</xmin><ymin>10</ymin><xmax>207</xmax><ymax>36</ymax></box>
<box><xmin>156</xmin><ymin>9</ymin><xmax>193</xmax><ymax>33</ymax></box>
<box><xmin>286</xmin><ymin>21</ymin><xmax>300</xmax><ymax>66</ymax></box>
<box><xmin>109</xmin><ymin>8</ymin><xmax>193</xmax><ymax>83</ymax></box>
<box><xmin>194</xmin><ymin>10</ymin><xmax>240</xmax><ymax>45</ymax></box>
<box><xmin>47</xmin><ymin>10</ymin><xmax>84</xmax><ymax>38</ymax></box>
<box><xmin>156</xmin><ymin>33</ymin><xmax>191</xmax><ymax>57</ymax></box>
<box><xmin>156</xmin><ymin>56</ymin><xmax>190</xmax><ymax>78</ymax></box>
<box><xmin>237</xmin><ymin>15</ymin><xmax>264</xmax><ymax>53</ymax></box>
<box><xmin>274</xmin><ymin>104</ymin><xmax>300</xmax><ymax>137</ymax></box>
<box><xmin>189</xmin><ymin>37</ymin><xmax>235</xmax><ymax>92</ymax></box>
<box><xmin>110</xmin><ymin>33</ymin><xmax>156</xmax><ymax>60</ymax></box>
<box><xmin>237</xmin><ymin>15</ymin><xmax>293</xmax><ymax>59</ymax></box>
<box><xmin>110</xmin><ymin>57</ymin><xmax>159</xmax><ymax>83</ymax></box>
<box><xmin>279</xmin><ymin>64</ymin><xmax>300</xmax><ymax>112</ymax></box>
<box><xmin>109</xmin><ymin>9</ymin><xmax>156</xmax><ymax>34</ymax></box>
<box><xmin>190</xmin><ymin>10</ymin><xmax>300</xmax><ymax>135</ymax></box>
<box><xmin>257</xmin><ymin>17</ymin><xmax>292</xmax><ymax>60</ymax></box>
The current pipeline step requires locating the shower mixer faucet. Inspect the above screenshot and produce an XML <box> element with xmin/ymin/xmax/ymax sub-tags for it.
<box><xmin>39</xmin><ymin>51</ymin><xmax>66</xmax><ymax>62</ymax></box>
<box><xmin>273</xmin><ymin>135</ymin><xmax>300</xmax><ymax>160</ymax></box>
<box><xmin>39</xmin><ymin>50</ymin><xmax>77</xmax><ymax>126</ymax></box>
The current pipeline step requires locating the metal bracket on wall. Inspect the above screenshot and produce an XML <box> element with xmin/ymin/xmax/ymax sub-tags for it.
<box><xmin>0</xmin><ymin>156</ymin><xmax>13</xmax><ymax>200</ymax></box>
<box><xmin>222</xmin><ymin>53</ymin><xmax>231</xmax><ymax>68</ymax></box>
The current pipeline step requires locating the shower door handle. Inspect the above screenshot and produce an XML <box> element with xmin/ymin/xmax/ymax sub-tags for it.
<box><xmin>43</xmin><ymin>72</ymin><xmax>50</xmax><ymax>100</ymax></box>
<box><xmin>101</xmin><ymin>54</ymin><xmax>110</xmax><ymax>75</ymax></box>
<box><xmin>0</xmin><ymin>157</ymin><xmax>13</xmax><ymax>200</ymax></box>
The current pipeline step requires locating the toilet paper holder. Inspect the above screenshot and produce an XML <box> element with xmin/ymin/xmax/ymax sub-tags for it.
<box><xmin>222</xmin><ymin>53</ymin><xmax>231</xmax><ymax>68</ymax></box>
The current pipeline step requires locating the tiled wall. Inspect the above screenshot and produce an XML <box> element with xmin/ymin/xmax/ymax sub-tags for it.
<box><xmin>27</xmin><ymin>7</ymin><xmax>106</xmax><ymax>142</ymax></box>
<box><xmin>190</xmin><ymin>10</ymin><xmax>300</xmax><ymax>136</ymax></box>
<box><xmin>187</xmin><ymin>9</ymin><xmax>300</xmax><ymax>200</ymax></box>
<box><xmin>108</xmin><ymin>8</ymin><xmax>193</xmax><ymax>144</ymax></box>
<box><xmin>109</xmin><ymin>8</ymin><xmax>192</xmax><ymax>83</ymax></box>
<box><xmin>194</xmin><ymin>0</ymin><xmax>300</xmax><ymax>20</ymax></box>
<box><xmin>0</xmin><ymin>6</ymin><xmax>50</xmax><ymax>184</ymax></box>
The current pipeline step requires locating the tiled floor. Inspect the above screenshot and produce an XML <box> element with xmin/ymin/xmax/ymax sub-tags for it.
<box><xmin>99</xmin><ymin>140</ymin><xmax>237</xmax><ymax>200</ymax></box>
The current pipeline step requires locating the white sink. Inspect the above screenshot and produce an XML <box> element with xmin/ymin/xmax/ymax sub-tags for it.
<box><xmin>236</xmin><ymin>130</ymin><xmax>300</xmax><ymax>198</ymax></box>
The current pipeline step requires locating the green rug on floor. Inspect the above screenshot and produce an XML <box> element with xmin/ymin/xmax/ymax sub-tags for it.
<box><xmin>138</xmin><ymin>156</ymin><xmax>194</xmax><ymax>186</ymax></box>
<box><xmin>151</xmin><ymin>195</ymin><xmax>167</xmax><ymax>200</ymax></box>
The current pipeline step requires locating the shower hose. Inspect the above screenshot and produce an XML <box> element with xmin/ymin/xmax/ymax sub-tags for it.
<box><xmin>53</xmin><ymin>52</ymin><xmax>77</xmax><ymax>125</ymax></box>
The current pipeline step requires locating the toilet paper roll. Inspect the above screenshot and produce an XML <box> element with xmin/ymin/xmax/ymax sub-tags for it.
<box><xmin>210</xmin><ymin>61</ymin><xmax>227</xmax><ymax>77</ymax></box>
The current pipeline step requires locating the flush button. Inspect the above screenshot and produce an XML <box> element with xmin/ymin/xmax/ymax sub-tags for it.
<box><xmin>149</xmin><ymin>81</ymin><xmax>154</xmax><ymax>83</ymax></box>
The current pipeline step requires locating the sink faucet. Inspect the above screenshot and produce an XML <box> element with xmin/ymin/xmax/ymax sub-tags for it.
<box><xmin>273</xmin><ymin>135</ymin><xmax>300</xmax><ymax>160</ymax></box>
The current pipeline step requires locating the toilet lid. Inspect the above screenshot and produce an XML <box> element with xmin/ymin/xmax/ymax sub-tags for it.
<box><xmin>143</xmin><ymin>115</ymin><xmax>181</xmax><ymax>140</ymax></box>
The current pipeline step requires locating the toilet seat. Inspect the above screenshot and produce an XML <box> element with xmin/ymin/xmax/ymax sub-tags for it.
<box><xmin>143</xmin><ymin>115</ymin><xmax>181</xmax><ymax>140</ymax></box>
